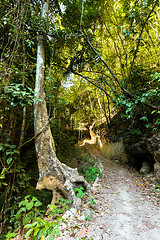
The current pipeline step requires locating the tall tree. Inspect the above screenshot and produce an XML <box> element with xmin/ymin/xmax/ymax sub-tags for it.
<box><xmin>34</xmin><ymin>0</ymin><xmax>89</xmax><ymax>207</ymax></box>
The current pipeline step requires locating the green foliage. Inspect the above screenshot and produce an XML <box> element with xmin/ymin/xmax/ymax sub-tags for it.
<box><xmin>87</xmin><ymin>196</ymin><xmax>96</xmax><ymax>206</ymax></box>
<box><xmin>151</xmin><ymin>110</ymin><xmax>160</xmax><ymax>133</ymax></box>
<box><xmin>82</xmin><ymin>237</ymin><xmax>94</xmax><ymax>240</ymax></box>
<box><xmin>24</xmin><ymin>218</ymin><xmax>60</xmax><ymax>240</ymax></box>
<box><xmin>155</xmin><ymin>184</ymin><xmax>160</xmax><ymax>189</ymax></box>
<box><xmin>151</xmin><ymin>184</ymin><xmax>160</xmax><ymax>197</ymax></box>
<box><xmin>152</xmin><ymin>184</ymin><xmax>160</xmax><ymax>192</ymax></box>
<box><xmin>85</xmin><ymin>166</ymin><xmax>102</xmax><ymax>183</ymax></box>
<box><xmin>4</xmin><ymin>195</ymin><xmax>44</xmax><ymax>240</ymax></box>
<box><xmin>2</xmin><ymin>83</ymin><xmax>41</xmax><ymax>107</ymax></box>
<box><xmin>4</xmin><ymin>197</ymin><xmax>72</xmax><ymax>240</ymax></box>
<box><xmin>114</xmin><ymin>71</ymin><xmax>160</xmax><ymax>134</ymax></box>
<box><xmin>0</xmin><ymin>165</ymin><xmax>33</xmax><ymax>232</ymax></box>
<box><xmin>76</xmin><ymin>154</ymin><xmax>96</xmax><ymax>176</ymax></box>
<box><xmin>126</xmin><ymin>66</ymin><xmax>157</xmax><ymax>90</ymax></box>
<box><xmin>74</xmin><ymin>187</ymin><xmax>85</xmax><ymax>198</ymax></box>
<box><xmin>4</xmin><ymin>231</ymin><xmax>18</xmax><ymax>240</ymax></box>
<box><xmin>0</xmin><ymin>141</ymin><xmax>20</xmax><ymax>193</ymax></box>
<box><xmin>47</xmin><ymin>198</ymin><xmax>72</xmax><ymax>218</ymax></box>
<box><xmin>9</xmin><ymin>195</ymin><xmax>42</xmax><ymax>229</ymax></box>
<box><xmin>85</xmin><ymin>214</ymin><xmax>91</xmax><ymax>221</ymax></box>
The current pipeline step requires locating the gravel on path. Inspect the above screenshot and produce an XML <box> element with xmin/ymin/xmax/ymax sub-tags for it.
<box><xmin>56</xmin><ymin>144</ymin><xmax>160</xmax><ymax>240</ymax></box>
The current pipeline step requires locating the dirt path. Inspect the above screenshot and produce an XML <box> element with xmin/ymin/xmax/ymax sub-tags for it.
<box><xmin>57</xmin><ymin>144</ymin><xmax>160</xmax><ymax>240</ymax></box>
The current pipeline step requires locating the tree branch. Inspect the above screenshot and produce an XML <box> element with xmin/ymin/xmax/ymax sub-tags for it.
<box><xmin>129</xmin><ymin>0</ymin><xmax>159</xmax><ymax>78</ymax></box>
<box><xmin>71</xmin><ymin>69</ymin><xmax>115</xmax><ymax>102</ymax></box>
<box><xmin>18</xmin><ymin>117</ymin><xmax>54</xmax><ymax>149</ymax></box>
<box><xmin>81</xmin><ymin>32</ymin><xmax>134</xmax><ymax>98</ymax></box>
<box><xmin>80</xmin><ymin>32</ymin><xmax>159</xmax><ymax>110</ymax></box>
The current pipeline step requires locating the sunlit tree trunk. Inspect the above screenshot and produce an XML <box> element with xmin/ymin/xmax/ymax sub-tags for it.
<box><xmin>34</xmin><ymin>1</ymin><xmax>89</xmax><ymax>207</ymax></box>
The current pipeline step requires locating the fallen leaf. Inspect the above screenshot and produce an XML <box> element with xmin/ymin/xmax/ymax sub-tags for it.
<box><xmin>78</xmin><ymin>229</ymin><xmax>87</xmax><ymax>238</ymax></box>
<box><xmin>77</xmin><ymin>228</ymin><xmax>94</xmax><ymax>239</ymax></box>
<box><xmin>146</xmin><ymin>223</ymin><xmax>150</xmax><ymax>229</ymax></box>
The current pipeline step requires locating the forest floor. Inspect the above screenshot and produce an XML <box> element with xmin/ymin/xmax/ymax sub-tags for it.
<box><xmin>56</xmin><ymin>143</ymin><xmax>160</xmax><ymax>240</ymax></box>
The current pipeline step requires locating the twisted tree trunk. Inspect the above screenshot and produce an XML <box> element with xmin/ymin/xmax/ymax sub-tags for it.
<box><xmin>34</xmin><ymin>1</ymin><xmax>89</xmax><ymax>207</ymax></box>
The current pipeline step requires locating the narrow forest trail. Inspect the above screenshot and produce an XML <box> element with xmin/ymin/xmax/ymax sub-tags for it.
<box><xmin>85</xmin><ymin>144</ymin><xmax>160</xmax><ymax>240</ymax></box>
<box><xmin>56</xmin><ymin>144</ymin><xmax>160</xmax><ymax>240</ymax></box>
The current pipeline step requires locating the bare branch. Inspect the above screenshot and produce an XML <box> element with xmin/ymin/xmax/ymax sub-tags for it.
<box><xmin>71</xmin><ymin>69</ymin><xmax>115</xmax><ymax>102</ymax></box>
<box><xmin>80</xmin><ymin>32</ymin><xmax>159</xmax><ymax>110</ymax></box>
<box><xmin>81</xmin><ymin>32</ymin><xmax>134</xmax><ymax>98</ymax></box>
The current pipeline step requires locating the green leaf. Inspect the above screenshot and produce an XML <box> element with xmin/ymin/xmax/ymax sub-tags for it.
<box><xmin>19</xmin><ymin>199</ymin><xmax>28</xmax><ymax>207</ymax></box>
<box><xmin>34</xmin><ymin>200</ymin><xmax>42</xmax><ymax>207</ymax></box>
<box><xmin>126</xmin><ymin>102</ymin><xmax>132</xmax><ymax>107</ymax></box>
<box><xmin>33</xmin><ymin>228</ymin><xmax>39</xmax><ymax>236</ymax></box>
<box><xmin>23</xmin><ymin>216</ymin><xmax>31</xmax><ymax>225</ymax></box>
<box><xmin>6</xmin><ymin>138</ymin><xmax>11</xmax><ymax>142</ymax></box>
<box><xmin>17</xmin><ymin>207</ymin><xmax>26</xmax><ymax>215</ymax></box>
<box><xmin>35</xmin><ymin>217</ymin><xmax>41</xmax><ymax>222</ymax></box>
<box><xmin>155</xmin><ymin>184</ymin><xmax>159</xmax><ymax>189</ymax></box>
<box><xmin>13</xmin><ymin>150</ymin><xmax>20</xmax><ymax>154</ymax></box>
<box><xmin>0</xmin><ymin>174</ymin><xmax>5</xmax><ymax>179</ymax></box>
<box><xmin>26</xmin><ymin>201</ymin><xmax>34</xmax><ymax>210</ymax></box>
<box><xmin>7</xmin><ymin>157</ymin><xmax>13</xmax><ymax>165</ymax></box>
<box><xmin>32</xmin><ymin>221</ymin><xmax>38</xmax><ymax>227</ymax></box>
<box><xmin>25</xmin><ymin>228</ymin><xmax>33</xmax><ymax>238</ymax></box>
<box><xmin>151</xmin><ymin>110</ymin><xmax>157</xmax><ymax>114</ymax></box>
<box><xmin>16</xmin><ymin>208</ymin><xmax>26</xmax><ymax>219</ymax></box>
<box><xmin>2</xmin><ymin>182</ymin><xmax>8</xmax><ymax>186</ymax></box>
<box><xmin>5</xmin><ymin>232</ymin><xmax>18</xmax><ymax>238</ymax></box>
<box><xmin>0</xmin><ymin>145</ymin><xmax>3</xmax><ymax>151</ymax></box>
<box><xmin>32</xmin><ymin>196</ymin><xmax>38</xmax><ymax>202</ymax></box>
<box><xmin>140</xmin><ymin>97</ymin><xmax>146</xmax><ymax>103</ymax></box>
<box><xmin>6</xmin><ymin>151</ymin><xmax>12</xmax><ymax>156</ymax></box>
<box><xmin>24</xmin><ymin>223</ymin><xmax>34</xmax><ymax>229</ymax></box>
<box><xmin>140</xmin><ymin>116</ymin><xmax>148</xmax><ymax>122</ymax></box>
<box><xmin>5</xmin><ymin>143</ymin><xmax>11</xmax><ymax>147</ymax></box>
<box><xmin>10</xmin><ymin>145</ymin><xmax>16</xmax><ymax>149</ymax></box>
<box><xmin>25</xmin><ymin>195</ymin><xmax>31</xmax><ymax>199</ymax></box>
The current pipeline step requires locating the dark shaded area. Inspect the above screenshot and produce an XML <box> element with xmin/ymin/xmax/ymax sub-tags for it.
<box><xmin>98</xmin><ymin>113</ymin><xmax>157</xmax><ymax>174</ymax></box>
<box><xmin>127</xmin><ymin>152</ymin><xmax>155</xmax><ymax>172</ymax></box>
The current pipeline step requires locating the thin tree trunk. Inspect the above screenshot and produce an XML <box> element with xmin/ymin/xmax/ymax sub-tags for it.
<box><xmin>19</xmin><ymin>39</ymin><xmax>27</xmax><ymax>148</ymax></box>
<box><xmin>19</xmin><ymin>106</ymin><xmax>26</xmax><ymax>147</ymax></box>
<box><xmin>34</xmin><ymin>1</ymin><xmax>89</xmax><ymax>207</ymax></box>
<box><xmin>107</xmin><ymin>95</ymin><xmax>111</xmax><ymax>123</ymax></box>
<box><xmin>102</xmin><ymin>96</ymin><xmax>109</xmax><ymax>126</ymax></box>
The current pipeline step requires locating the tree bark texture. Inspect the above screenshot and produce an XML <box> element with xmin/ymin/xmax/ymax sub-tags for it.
<box><xmin>34</xmin><ymin>1</ymin><xmax>89</xmax><ymax>207</ymax></box>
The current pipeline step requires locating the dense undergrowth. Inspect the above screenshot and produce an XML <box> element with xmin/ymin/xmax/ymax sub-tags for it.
<box><xmin>0</xmin><ymin>128</ymin><xmax>100</xmax><ymax>239</ymax></box>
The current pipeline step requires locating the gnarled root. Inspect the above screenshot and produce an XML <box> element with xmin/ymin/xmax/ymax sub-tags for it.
<box><xmin>36</xmin><ymin>163</ymin><xmax>90</xmax><ymax>208</ymax></box>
